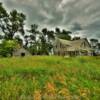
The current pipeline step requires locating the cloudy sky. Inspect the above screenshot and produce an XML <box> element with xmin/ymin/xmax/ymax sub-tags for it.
<box><xmin>1</xmin><ymin>0</ymin><xmax>100</xmax><ymax>40</ymax></box>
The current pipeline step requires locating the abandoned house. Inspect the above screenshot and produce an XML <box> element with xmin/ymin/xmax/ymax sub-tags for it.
<box><xmin>53</xmin><ymin>38</ymin><xmax>92</xmax><ymax>56</ymax></box>
<box><xmin>13</xmin><ymin>47</ymin><xmax>31</xmax><ymax>57</ymax></box>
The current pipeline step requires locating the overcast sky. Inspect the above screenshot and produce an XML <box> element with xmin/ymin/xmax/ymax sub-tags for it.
<box><xmin>0</xmin><ymin>0</ymin><xmax>100</xmax><ymax>40</ymax></box>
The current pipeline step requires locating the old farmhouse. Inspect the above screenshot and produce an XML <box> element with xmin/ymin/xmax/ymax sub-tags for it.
<box><xmin>53</xmin><ymin>38</ymin><xmax>92</xmax><ymax>56</ymax></box>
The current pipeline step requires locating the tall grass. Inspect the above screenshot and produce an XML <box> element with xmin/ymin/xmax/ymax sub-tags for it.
<box><xmin>0</xmin><ymin>56</ymin><xmax>100</xmax><ymax>100</ymax></box>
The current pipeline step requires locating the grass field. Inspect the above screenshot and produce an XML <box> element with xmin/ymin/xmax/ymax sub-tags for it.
<box><xmin>0</xmin><ymin>56</ymin><xmax>100</xmax><ymax>100</ymax></box>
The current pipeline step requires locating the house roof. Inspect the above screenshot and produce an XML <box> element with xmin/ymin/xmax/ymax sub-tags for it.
<box><xmin>56</xmin><ymin>38</ymin><xmax>92</xmax><ymax>51</ymax></box>
<box><xmin>58</xmin><ymin>39</ymin><xmax>71</xmax><ymax>45</ymax></box>
<box><xmin>15</xmin><ymin>48</ymin><xmax>28</xmax><ymax>53</ymax></box>
<box><xmin>13</xmin><ymin>47</ymin><xmax>31</xmax><ymax>56</ymax></box>
<box><xmin>54</xmin><ymin>38</ymin><xmax>71</xmax><ymax>46</ymax></box>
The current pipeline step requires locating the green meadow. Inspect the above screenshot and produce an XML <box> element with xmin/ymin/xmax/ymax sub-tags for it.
<box><xmin>0</xmin><ymin>56</ymin><xmax>100</xmax><ymax>100</ymax></box>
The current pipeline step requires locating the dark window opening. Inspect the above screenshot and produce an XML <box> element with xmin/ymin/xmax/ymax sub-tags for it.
<box><xmin>21</xmin><ymin>52</ymin><xmax>25</xmax><ymax>57</ymax></box>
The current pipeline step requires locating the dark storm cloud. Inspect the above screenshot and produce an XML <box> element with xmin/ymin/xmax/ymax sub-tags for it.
<box><xmin>0</xmin><ymin>0</ymin><xmax>100</xmax><ymax>40</ymax></box>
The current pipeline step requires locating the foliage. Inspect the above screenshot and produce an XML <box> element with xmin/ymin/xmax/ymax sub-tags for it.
<box><xmin>90</xmin><ymin>38</ymin><xmax>100</xmax><ymax>55</ymax></box>
<box><xmin>0</xmin><ymin>40</ymin><xmax>18</xmax><ymax>57</ymax></box>
<box><xmin>0</xmin><ymin>3</ymin><xmax>26</xmax><ymax>57</ymax></box>
<box><xmin>72</xmin><ymin>37</ymin><xmax>81</xmax><ymax>40</ymax></box>
<box><xmin>0</xmin><ymin>3</ymin><xmax>26</xmax><ymax>40</ymax></box>
<box><xmin>26</xmin><ymin>26</ymin><xmax>55</xmax><ymax>55</ymax></box>
<box><xmin>55</xmin><ymin>27</ymin><xmax>72</xmax><ymax>40</ymax></box>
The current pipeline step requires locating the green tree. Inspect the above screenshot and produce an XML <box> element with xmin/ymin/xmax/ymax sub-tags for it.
<box><xmin>0</xmin><ymin>2</ymin><xmax>8</xmax><ymax>40</ymax></box>
<box><xmin>97</xmin><ymin>43</ymin><xmax>100</xmax><ymax>50</ymax></box>
<box><xmin>72</xmin><ymin>36</ymin><xmax>81</xmax><ymax>40</ymax></box>
<box><xmin>15</xmin><ymin>35</ymin><xmax>23</xmax><ymax>46</ymax></box>
<box><xmin>60</xmin><ymin>29</ymin><xmax>71</xmax><ymax>40</ymax></box>
<box><xmin>0</xmin><ymin>3</ymin><xmax>26</xmax><ymax>40</ymax></box>
<box><xmin>0</xmin><ymin>40</ymin><xmax>17</xmax><ymax>57</ymax></box>
<box><xmin>27</xmin><ymin>24</ymin><xmax>39</xmax><ymax>55</ymax></box>
<box><xmin>55</xmin><ymin>27</ymin><xmax>61</xmax><ymax>34</ymax></box>
<box><xmin>28</xmin><ymin>24</ymin><xmax>39</xmax><ymax>42</ymax></box>
<box><xmin>90</xmin><ymin>39</ymin><xmax>99</xmax><ymax>55</ymax></box>
<box><xmin>41</xmin><ymin>28</ymin><xmax>55</xmax><ymax>55</ymax></box>
<box><xmin>0</xmin><ymin>3</ymin><xmax>26</xmax><ymax>57</ymax></box>
<box><xmin>55</xmin><ymin>27</ymin><xmax>71</xmax><ymax>40</ymax></box>
<box><xmin>90</xmin><ymin>39</ymin><xmax>98</xmax><ymax>47</ymax></box>
<box><xmin>40</xmin><ymin>35</ymin><xmax>49</xmax><ymax>55</ymax></box>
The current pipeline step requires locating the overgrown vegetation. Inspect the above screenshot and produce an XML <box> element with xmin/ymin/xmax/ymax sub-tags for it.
<box><xmin>0</xmin><ymin>56</ymin><xmax>100</xmax><ymax>100</ymax></box>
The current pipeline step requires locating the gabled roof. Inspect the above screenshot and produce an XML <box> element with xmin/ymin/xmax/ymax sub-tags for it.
<box><xmin>55</xmin><ymin>38</ymin><xmax>92</xmax><ymax>51</ymax></box>
<box><xmin>58</xmin><ymin>38</ymin><xmax>87</xmax><ymax>46</ymax></box>
<box><xmin>54</xmin><ymin>37</ymin><xmax>71</xmax><ymax>46</ymax></box>
<box><xmin>14</xmin><ymin>48</ymin><xmax>28</xmax><ymax>53</ymax></box>
<box><xmin>13</xmin><ymin>47</ymin><xmax>31</xmax><ymax>56</ymax></box>
<box><xmin>58</xmin><ymin>38</ymin><xmax>71</xmax><ymax>45</ymax></box>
